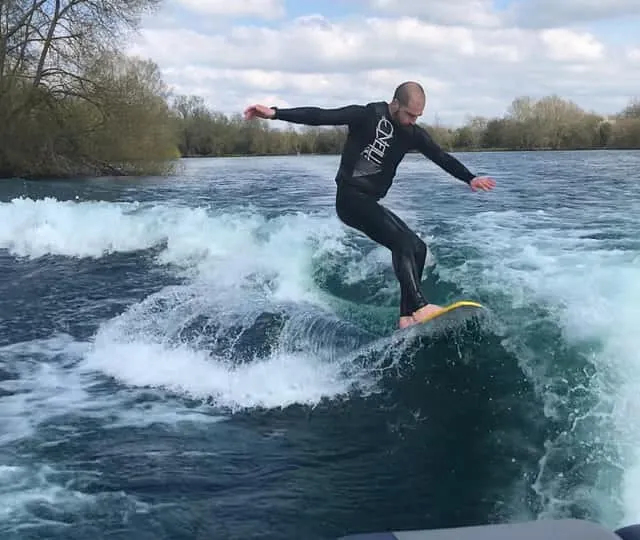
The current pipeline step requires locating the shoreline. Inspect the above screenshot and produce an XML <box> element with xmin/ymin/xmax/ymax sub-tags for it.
<box><xmin>178</xmin><ymin>146</ymin><xmax>638</xmax><ymax>158</ymax></box>
<box><xmin>2</xmin><ymin>147</ymin><xmax>639</xmax><ymax>181</ymax></box>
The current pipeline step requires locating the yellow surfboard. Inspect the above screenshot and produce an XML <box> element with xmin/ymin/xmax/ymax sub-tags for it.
<box><xmin>417</xmin><ymin>300</ymin><xmax>484</xmax><ymax>324</ymax></box>
<box><xmin>398</xmin><ymin>300</ymin><xmax>485</xmax><ymax>334</ymax></box>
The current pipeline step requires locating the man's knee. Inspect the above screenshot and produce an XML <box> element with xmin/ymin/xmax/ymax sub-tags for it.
<box><xmin>335</xmin><ymin>193</ymin><xmax>358</xmax><ymax>228</ymax></box>
<box><xmin>402</xmin><ymin>232</ymin><xmax>426</xmax><ymax>260</ymax></box>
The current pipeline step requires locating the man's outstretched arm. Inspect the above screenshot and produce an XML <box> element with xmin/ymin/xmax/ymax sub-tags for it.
<box><xmin>413</xmin><ymin>126</ymin><xmax>496</xmax><ymax>191</ymax></box>
<box><xmin>244</xmin><ymin>103</ymin><xmax>367</xmax><ymax>126</ymax></box>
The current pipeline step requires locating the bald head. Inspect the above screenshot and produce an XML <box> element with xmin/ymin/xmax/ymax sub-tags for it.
<box><xmin>389</xmin><ymin>81</ymin><xmax>426</xmax><ymax>126</ymax></box>
<box><xmin>393</xmin><ymin>81</ymin><xmax>425</xmax><ymax>107</ymax></box>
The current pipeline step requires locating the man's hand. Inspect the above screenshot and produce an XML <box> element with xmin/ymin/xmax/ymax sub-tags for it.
<box><xmin>470</xmin><ymin>176</ymin><xmax>496</xmax><ymax>191</ymax></box>
<box><xmin>244</xmin><ymin>104</ymin><xmax>275</xmax><ymax>120</ymax></box>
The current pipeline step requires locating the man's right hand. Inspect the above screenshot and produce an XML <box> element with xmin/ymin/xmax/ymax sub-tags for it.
<box><xmin>243</xmin><ymin>104</ymin><xmax>275</xmax><ymax>120</ymax></box>
<box><xmin>470</xmin><ymin>176</ymin><xmax>496</xmax><ymax>191</ymax></box>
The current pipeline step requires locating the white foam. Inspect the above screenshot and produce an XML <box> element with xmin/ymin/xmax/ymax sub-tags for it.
<box><xmin>159</xmin><ymin>209</ymin><xmax>348</xmax><ymax>304</ymax></box>
<box><xmin>0</xmin><ymin>464</ymin><xmax>94</xmax><ymax>525</ymax></box>
<box><xmin>0</xmin><ymin>196</ymin><xmax>350</xmax><ymax>305</ymax></box>
<box><xmin>0</xmin><ymin>335</ymin><xmax>224</xmax><ymax>447</ymax></box>
<box><xmin>0</xmin><ymin>335</ymin><xmax>96</xmax><ymax>445</ymax></box>
<box><xmin>83</xmin><ymin>339</ymin><xmax>352</xmax><ymax>411</ymax></box>
<box><xmin>79</xmin><ymin>276</ymin><xmax>367</xmax><ymax>411</ymax></box>
<box><xmin>0</xmin><ymin>197</ymin><xmax>166</xmax><ymax>258</ymax></box>
<box><xmin>0</xmin><ymin>196</ymin><xmax>372</xmax><ymax>411</ymax></box>
<box><xmin>440</xmin><ymin>208</ymin><xmax>640</xmax><ymax>526</ymax></box>
<box><xmin>0</xmin><ymin>195</ymin><xmax>375</xmax><ymax>413</ymax></box>
<box><xmin>0</xmin><ymin>463</ymin><xmax>150</xmax><ymax>531</ymax></box>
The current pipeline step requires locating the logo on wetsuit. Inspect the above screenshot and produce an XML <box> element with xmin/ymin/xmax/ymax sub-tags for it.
<box><xmin>353</xmin><ymin>116</ymin><xmax>394</xmax><ymax>177</ymax></box>
<box><xmin>363</xmin><ymin>116</ymin><xmax>394</xmax><ymax>166</ymax></box>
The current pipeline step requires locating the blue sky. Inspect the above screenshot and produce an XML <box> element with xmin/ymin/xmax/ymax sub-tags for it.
<box><xmin>285</xmin><ymin>0</ymin><xmax>358</xmax><ymax>19</ymax></box>
<box><xmin>130</xmin><ymin>0</ymin><xmax>640</xmax><ymax>126</ymax></box>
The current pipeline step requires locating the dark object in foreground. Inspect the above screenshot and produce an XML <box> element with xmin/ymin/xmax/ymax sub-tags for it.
<box><xmin>338</xmin><ymin>518</ymin><xmax>640</xmax><ymax>540</ymax></box>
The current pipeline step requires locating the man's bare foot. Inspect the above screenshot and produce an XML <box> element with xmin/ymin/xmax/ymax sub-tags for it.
<box><xmin>399</xmin><ymin>316</ymin><xmax>415</xmax><ymax>329</ymax></box>
<box><xmin>412</xmin><ymin>303</ymin><xmax>443</xmax><ymax>323</ymax></box>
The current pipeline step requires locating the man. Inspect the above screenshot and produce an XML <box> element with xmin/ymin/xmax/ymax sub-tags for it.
<box><xmin>243</xmin><ymin>81</ymin><xmax>496</xmax><ymax>329</ymax></box>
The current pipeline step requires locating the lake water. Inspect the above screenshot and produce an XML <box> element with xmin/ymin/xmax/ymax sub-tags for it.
<box><xmin>1</xmin><ymin>150</ymin><xmax>640</xmax><ymax>539</ymax></box>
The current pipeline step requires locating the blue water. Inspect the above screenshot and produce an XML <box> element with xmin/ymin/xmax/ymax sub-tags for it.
<box><xmin>1</xmin><ymin>150</ymin><xmax>640</xmax><ymax>539</ymax></box>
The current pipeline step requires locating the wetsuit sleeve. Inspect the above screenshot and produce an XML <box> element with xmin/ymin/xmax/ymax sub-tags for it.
<box><xmin>413</xmin><ymin>126</ymin><xmax>476</xmax><ymax>185</ymax></box>
<box><xmin>272</xmin><ymin>105</ymin><xmax>367</xmax><ymax>126</ymax></box>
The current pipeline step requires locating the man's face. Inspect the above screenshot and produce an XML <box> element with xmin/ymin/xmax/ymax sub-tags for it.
<box><xmin>391</xmin><ymin>97</ymin><xmax>424</xmax><ymax>126</ymax></box>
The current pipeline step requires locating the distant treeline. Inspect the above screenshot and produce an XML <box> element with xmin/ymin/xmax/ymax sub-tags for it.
<box><xmin>173</xmin><ymin>94</ymin><xmax>640</xmax><ymax>157</ymax></box>
<box><xmin>1</xmin><ymin>1</ymin><xmax>639</xmax><ymax>180</ymax></box>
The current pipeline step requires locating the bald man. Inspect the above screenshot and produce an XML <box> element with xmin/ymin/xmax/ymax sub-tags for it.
<box><xmin>244</xmin><ymin>81</ymin><xmax>496</xmax><ymax>329</ymax></box>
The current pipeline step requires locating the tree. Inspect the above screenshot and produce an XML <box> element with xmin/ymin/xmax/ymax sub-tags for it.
<box><xmin>0</xmin><ymin>0</ymin><xmax>175</xmax><ymax>178</ymax></box>
<box><xmin>619</xmin><ymin>97</ymin><xmax>640</xmax><ymax>119</ymax></box>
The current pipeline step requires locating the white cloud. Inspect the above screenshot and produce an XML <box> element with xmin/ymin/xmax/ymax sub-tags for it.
<box><xmin>176</xmin><ymin>0</ymin><xmax>285</xmax><ymax>19</ymax></box>
<box><xmin>129</xmin><ymin>16</ymin><xmax>525</xmax><ymax>73</ymax></box>
<box><xmin>128</xmin><ymin>5</ymin><xmax>640</xmax><ymax>126</ymax></box>
<box><xmin>540</xmin><ymin>29</ymin><xmax>604</xmax><ymax>62</ymax></box>
<box><xmin>369</xmin><ymin>0</ymin><xmax>503</xmax><ymax>27</ymax></box>
<box><xmin>159</xmin><ymin>65</ymin><xmax>449</xmax><ymax>112</ymax></box>
<box><xmin>369</xmin><ymin>0</ymin><xmax>640</xmax><ymax>28</ymax></box>
<box><xmin>509</xmin><ymin>0</ymin><xmax>640</xmax><ymax>27</ymax></box>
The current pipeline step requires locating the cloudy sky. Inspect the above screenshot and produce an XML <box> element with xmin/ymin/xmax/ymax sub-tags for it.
<box><xmin>127</xmin><ymin>0</ymin><xmax>640</xmax><ymax>126</ymax></box>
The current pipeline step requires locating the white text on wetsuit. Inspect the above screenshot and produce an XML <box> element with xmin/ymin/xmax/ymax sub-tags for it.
<box><xmin>362</xmin><ymin>117</ymin><xmax>394</xmax><ymax>166</ymax></box>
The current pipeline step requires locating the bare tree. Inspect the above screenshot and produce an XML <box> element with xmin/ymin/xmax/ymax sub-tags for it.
<box><xmin>1</xmin><ymin>0</ymin><xmax>160</xmax><ymax>92</ymax></box>
<box><xmin>0</xmin><ymin>0</ymin><xmax>180</xmax><ymax>179</ymax></box>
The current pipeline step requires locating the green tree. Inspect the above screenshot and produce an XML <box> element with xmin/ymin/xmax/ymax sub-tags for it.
<box><xmin>0</xmin><ymin>0</ymin><xmax>177</xmax><ymax>179</ymax></box>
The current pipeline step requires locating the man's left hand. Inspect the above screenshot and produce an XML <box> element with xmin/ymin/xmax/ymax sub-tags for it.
<box><xmin>470</xmin><ymin>176</ymin><xmax>496</xmax><ymax>191</ymax></box>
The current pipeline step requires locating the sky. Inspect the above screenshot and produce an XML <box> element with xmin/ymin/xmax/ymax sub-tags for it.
<box><xmin>127</xmin><ymin>0</ymin><xmax>640</xmax><ymax>126</ymax></box>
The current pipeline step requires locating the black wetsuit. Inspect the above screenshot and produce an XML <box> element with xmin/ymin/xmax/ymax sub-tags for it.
<box><xmin>273</xmin><ymin>101</ymin><xmax>477</xmax><ymax>317</ymax></box>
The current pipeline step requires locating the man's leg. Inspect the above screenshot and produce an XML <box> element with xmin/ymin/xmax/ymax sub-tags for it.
<box><xmin>393</xmin><ymin>231</ymin><xmax>428</xmax><ymax>311</ymax></box>
<box><xmin>335</xmin><ymin>184</ymin><xmax>433</xmax><ymax>326</ymax></box>
<box><xmin>414</xmin><ymin>235</ymin><xmax>427</xmax><ymax>283</ymax></box>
